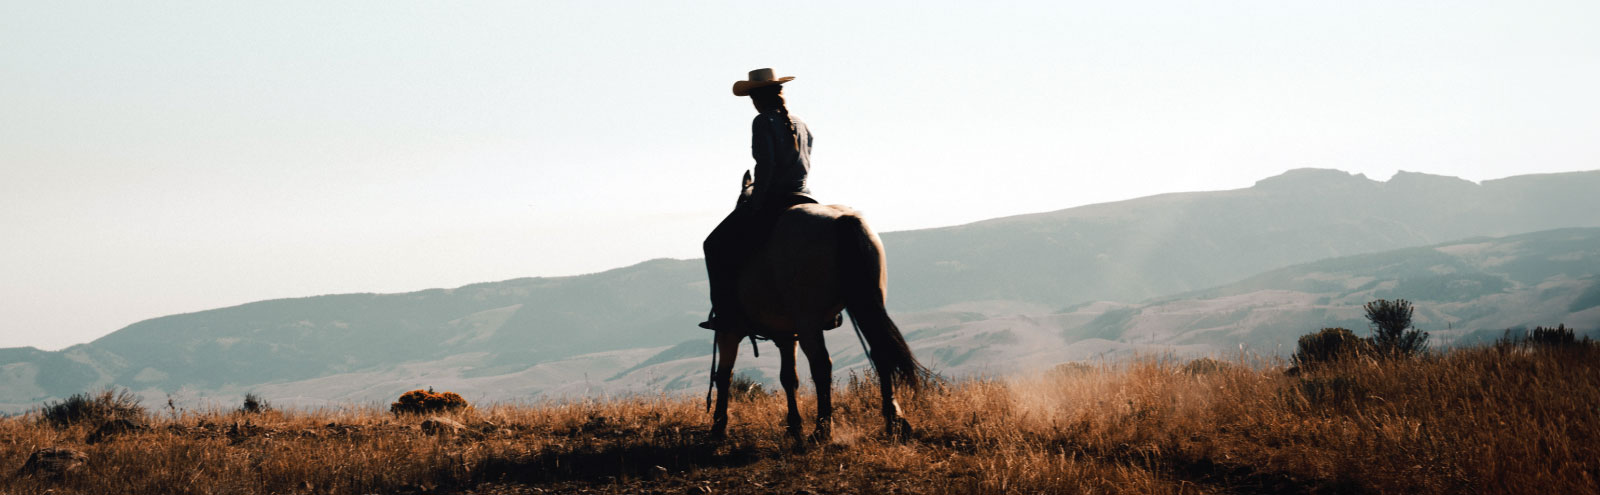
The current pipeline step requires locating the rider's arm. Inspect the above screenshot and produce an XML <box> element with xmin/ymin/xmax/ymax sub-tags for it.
<box><xmin>749</xmin><ymin>115</ymin><xmax>778</xmax><ymax>211</ymax></box>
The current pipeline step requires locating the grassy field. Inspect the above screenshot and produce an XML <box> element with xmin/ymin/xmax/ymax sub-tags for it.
<box><xmin>3</xmin><ymin>343</ymin><xmax>1597</xmax><ymax>494</ymax></box>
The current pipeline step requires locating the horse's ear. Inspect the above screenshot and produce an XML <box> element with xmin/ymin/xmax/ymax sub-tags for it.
<box><xmin>742</xmin><ymin>170</ymin><xmax>752</xmax><ymax>188</ymax></box>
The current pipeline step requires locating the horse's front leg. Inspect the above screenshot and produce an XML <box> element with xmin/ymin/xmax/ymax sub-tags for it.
<box><xmin>777</xmin><ymin>338</ymin><xmax>803</xmax><ymax>442</ymax></box>
<box><xmin>710</xmin><ymin>330</ymin><xmax>744</xmax><ymax>440</ymax></box>
<box><xmin>798</xmin><ymin>333</ymin><xmax>833</xmax><ymax>444</ymax></box>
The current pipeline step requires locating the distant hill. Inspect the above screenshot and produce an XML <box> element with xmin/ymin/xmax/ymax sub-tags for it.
<box><xmin>1134</xmin><ymin>227</ymin><xmax>1600</xmax><ymax>348</ymax></box>
<box><xmin>605</xmin><ymin>228</ymin><xmax>1600</xmax><ymax>392</ymax></box>
<box><xmin>3</xmin><ymin>168</ymin><xmax>1598</xmax><ymax>411</ymax></box>
<box><xmin>1059</xmin><ymin>227</ymin><xmax>1600</xmax><ymax>351</ymax></box>
<box><xmin>0</xmin><ymin>260</ymin><xmax>711</xmax><ymax>408</ymax></box>
<box><xmin>885</xmin><ymin>168</ymin><xmax>1600</xmax><ymax>310</ymax></box>
<box><xmin>88</xmin><ymin>226</ymin><xmax>1595</xmax><ymax>411</ymax></box>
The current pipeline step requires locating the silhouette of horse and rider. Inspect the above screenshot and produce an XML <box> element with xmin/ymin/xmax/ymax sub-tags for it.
<box><xmin>700</xmin><ymin>69</ymin><xmax>928</xmax><ymax>443</ymax></box>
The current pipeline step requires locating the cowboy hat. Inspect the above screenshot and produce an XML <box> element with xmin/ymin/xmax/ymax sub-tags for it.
<box><xmin>732</xmin><ymin>68</ymin><xmax>795</xmax><ymax>96</ymax></box>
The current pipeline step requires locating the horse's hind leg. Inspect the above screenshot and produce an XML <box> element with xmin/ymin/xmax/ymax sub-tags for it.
<box><xmin>710</xmin><ymin>330</ymin><xmax>744</xmax><ymax>440</ymax></box>
<box><xmin>879</xmin><ymin>369</ymin><xmax>911</xmax><ymax>441</ymax></box>
<box><xmin>776</xmin><ymin>338</ymin><xmax>803</xmax><ymax>443</ymax></box>
<box><xmin>798</xmin><ymin>332</ymin><xmax>833</xmax><ymax>444</ymax></box>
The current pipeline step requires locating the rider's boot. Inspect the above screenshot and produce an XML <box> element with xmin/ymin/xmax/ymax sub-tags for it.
<box><xmin>699</xmin><ymin>305</ymin><xmax>750</xmax><ymax>332</ymax></box>
<box><xmin>699</xmin><ymin>261</ymin><xmax>747</xmax><ymax>332</ymax></box>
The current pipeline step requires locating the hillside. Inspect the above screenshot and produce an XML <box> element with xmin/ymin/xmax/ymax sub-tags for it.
<box><xmin>1055</xmin><ymin>227</ymin><xmax>1600</xmax><ymax>350</ymax></box>
<box><xmin>0</xmin><ymin>260</ymin><xmax>711</xmax><ymax>409</ymax></box>
<box><xmin>886</xmin><ymin>168</ymin><xmax>1600</xmax><ymax>309</ymax></box>
<box><xmin>3</xmin><ymin>168</ymin><xmax>1599</xmax><ymax>411</ymax></box>
<box><xmin>602</xmin><ymin>227</ymin><xmax>1600</xmax><ymax>394</ymax></box>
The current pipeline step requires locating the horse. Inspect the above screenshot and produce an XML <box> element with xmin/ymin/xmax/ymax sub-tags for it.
<box><xmin>708</xmin><ymin>174</ymin><xmax>928</xmax><ymax>443</ymax></box>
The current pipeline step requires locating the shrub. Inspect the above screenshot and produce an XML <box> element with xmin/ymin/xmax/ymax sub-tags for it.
<box><xmin>1364</xmin><ymin>299</ymin><xmax>1428</xmax><ymax>357</ymax></box>
<box><xmin>1297</xmin><ymin>376</ymin><xmax>1370</xmax><ymax>411</ymax></box>
<box><xmin>728</xmin><ymin>372</ymin><xmax>768</xmax><ymax>402</ymax></box>
<box><xmin>39</xmin><ymin>389</ymin><xmax>145</xmax><ymax>429</ymax></box>
<box><xmin>1180</xmin><ymin>358</ymin><xmax>1234</xmax><ymax>375</ymax></box>
<box><xmin>1292</xmin><ymin>327</ymin><xmax>1372</xmax><ymax>370</ymax></box>
<box><xmin>1050</xmin><ymin>362</ymin><xmax>1099</xmax><ymax>377</ymax></box>
<box><xmin>1498</xmin><ymin>324</ymin><xmax>1590</xmax><ymax>348</ymax></box>
<box><xmin>390</xmin><ymin>388</ymin><xmax>469</xmax><ymax>415</ymax></box>
<box><xmin>1528</xmin><ymin>324</ymin><xmax>1580</xmax><ymax>346</ymax></box>
<box><xmin>239</xmin><ymin>392</ymin><xmax>271</xmax><ymax>414</ymax></box>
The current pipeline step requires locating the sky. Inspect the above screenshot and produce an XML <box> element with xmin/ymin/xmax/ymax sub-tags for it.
<box><xmin>3</xmin><ymin>1</ymin><xmax>1598</xmax><ymax>351</ymax></box>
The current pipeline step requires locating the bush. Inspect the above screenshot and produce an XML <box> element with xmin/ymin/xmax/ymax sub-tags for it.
<box><xmin>1529</xmin><ymin>324</ymin><xmax>1580</xmax><ymax>346</ymax></box>
<box><xmin>1297</xmin><ymin>376</ymin><xmax>1370</xmax><ymax>411</ymax></box>
<box><xmin>1180</xmin><ymin>358</ymin><xmax>1234</xmax><ymax>375</ymax></box>
<box><xmin>239</xmin><ymin>392</ymin><xmax>271</xmax><ymax>414</ymax></box>
<box><xmin>1364</xmin><ymin>299</ymin><xmax>1428</xmax><ymax>357</ymax></box>
<box><xmin>728</xmin><ymin>372</ymin><xmax>769</xmax><ymax>402</ymax></box>
<box><xmin>1292</xmin><ymin>327</ymin><xmax>1372</xmax><ymax>370</ymax></box>
<box><xmin>390</xmin><ymin>388</ymin><xmax>469</xmax><ymax>415</ymax></box>
<box><xmin>1050</xmin><ymin>362</ymin><xmax>1099</xmax><ymax>377</ymax></box>
<box><xmin>1498</xmin><ymin>324</ymin><xmax>1590</xmax><ymax>348</ymax></box>
<box><xmin>39</xmin><ymin>389</ymin><xmax>145</xmax><ymax>429</ymax></box>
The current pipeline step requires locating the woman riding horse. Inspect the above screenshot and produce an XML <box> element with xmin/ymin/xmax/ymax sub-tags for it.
<box><xmin>701</xmin><ymin>68</ymin><xmax>815</xmax><ymax>333</ymax></box>
<box><xmin>699</xmin><ymin>69</ymin><xmax>928</xmax><ymax>443</ymax></box>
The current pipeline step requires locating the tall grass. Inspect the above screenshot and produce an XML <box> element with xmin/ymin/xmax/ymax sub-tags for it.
<box><xmin>2</xmin><ymin>344</ymin><xmax>1595</xmax><ymax>494</ymax></box>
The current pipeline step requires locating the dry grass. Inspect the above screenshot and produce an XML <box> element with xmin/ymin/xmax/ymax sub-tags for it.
<box><xmin>3</xmin><ymin>344</ymin><xmax>1597</xmax><ymax>494</ymax></box>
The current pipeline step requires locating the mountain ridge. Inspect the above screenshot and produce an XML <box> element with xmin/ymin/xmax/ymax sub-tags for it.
<box><xmin>4</xmin><ymin>168</ymin><xmax>1598</xmax><ymax>411</ymax></box>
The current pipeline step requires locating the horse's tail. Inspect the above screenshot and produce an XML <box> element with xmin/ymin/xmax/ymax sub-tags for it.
<box><xmin>836</xmin><ymin>213</ymin><xmax>928</xmax><ymax>390</ymax></box>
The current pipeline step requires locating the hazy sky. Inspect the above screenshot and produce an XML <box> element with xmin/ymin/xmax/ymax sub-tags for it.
<box><xmin>3</xmin><ymin>1</ymin><xmax>1598</xmax><ymax>350</ymax></box>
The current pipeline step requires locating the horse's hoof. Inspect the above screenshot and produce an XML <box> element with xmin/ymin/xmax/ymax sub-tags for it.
<box><xmin>809</xmin><ymin>424</ymin><xmax>833</xmax><ymax>445</ymax></box>
<box><xmin>886</xmin><ymin>417</ymin><xmax>913</xmax><ymax>442</ymax></box>
<box><xmin>709</xmin><ymin>422</ymin><xmax>728</xmax><ymax>442</ymax></box>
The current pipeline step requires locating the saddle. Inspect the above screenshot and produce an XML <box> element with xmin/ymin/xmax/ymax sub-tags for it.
<box><xmin>700</xmin><ymin>191</ymin><xmax>842</xmax><ymax>338</ymax></box>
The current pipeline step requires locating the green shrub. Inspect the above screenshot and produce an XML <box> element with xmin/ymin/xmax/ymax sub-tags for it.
<box><xmin>39</xmin><ymin>389</ymin><xmax>145</xmax><ymax>429</ymax></box>
<box><xmin>239</xmin><ymin>392</ymin><xmax>271</xmax><ymax>414</ymax></box>
<box><xmin>1180</xmin><ymin>358</ymin><xmax>1234</xmax><ymax>375</ymax></box>
<box><xmin>728</xmin><ymin>372</ymin><xmax>769</xmax><ymax>402</ymax></box>
<box><xmin>1529</xmin><ymin>324</ymin><xmax>1579</xmax><ymax>346</ymax></box>
<box><xmin>390</xmin><ymin>388</ymin><xmax>469</xmax><ymax>415</ymax></box>
<box><xmin>1292</xmin><ymin>327</ymin><xmax>1372</xmax><ymax>370</ymax></box>
<box><xmin>1050</xmin><ymin>362</ymin><xmax>1098</xmax><ymax>377</ymax></box>
<box><xmin>1498</xmin><ymin>324</ymin><xmax>1590</xmax><ymax>348</ymax></box>
<box><xmin>1364</xmin><ymin>299</ymin><xmax>1428</xmax><ymax>357</ymax></box>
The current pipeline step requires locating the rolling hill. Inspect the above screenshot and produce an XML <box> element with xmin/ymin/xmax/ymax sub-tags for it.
<box><xmin>3</xmin><ymin>168</ymin><xmax>1598</xmax><ymax>411</ymax></box>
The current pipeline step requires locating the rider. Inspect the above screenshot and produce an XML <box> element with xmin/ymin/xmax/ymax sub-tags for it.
<box><xmin>700</xmin><ymin>68</ymin><xmax>815</xmax><ymax>333</ymax></box>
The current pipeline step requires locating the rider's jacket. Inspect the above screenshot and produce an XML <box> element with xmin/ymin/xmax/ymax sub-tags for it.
<box><xmin>750</xmin><ymin>110</ymin><xmax>812</xmax><ymax>212</ymax></box>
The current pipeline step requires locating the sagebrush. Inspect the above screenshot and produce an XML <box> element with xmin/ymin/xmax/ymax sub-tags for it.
<box><xmin>1292</xmin><ymin>326</ymin><xmax>1371</xmax><ymax>369</ymax></box>
<box><xmin>37</xmin><ymin>389</ymin><xmax>145</xmax><ymax>429</ymax></box>
<box><xmin>389</xmin><ymin>388</ymin><xmax>469</xmax><ymax>415</ymax></box>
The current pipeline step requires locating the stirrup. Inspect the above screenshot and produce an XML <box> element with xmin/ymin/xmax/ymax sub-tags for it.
<box><xmin>700</xmin><ymin>310</ymin><xmax>737</xmax><ymax>331</ymax></box>
<box><xmin>701</xmin><ymin>309</ymin><xmax>751</xmax><ymax>333</ymax></box>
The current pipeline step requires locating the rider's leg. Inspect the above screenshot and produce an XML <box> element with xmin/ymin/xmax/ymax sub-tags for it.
<box><xmin>701</xmin><ymin>211</ymin><xmax>748</xmax><ymax>331</ymax></box>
